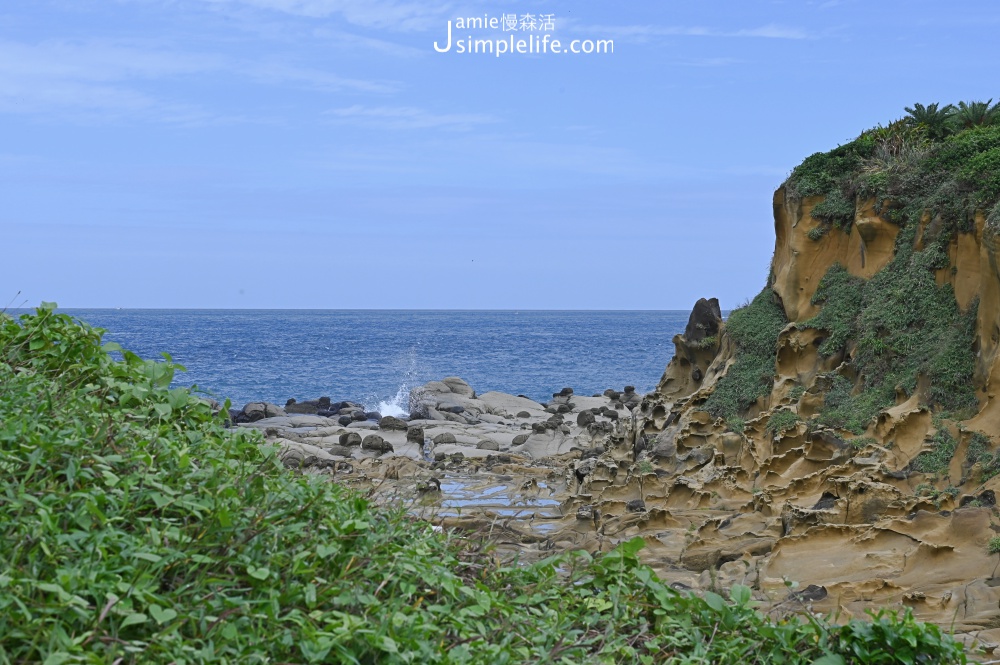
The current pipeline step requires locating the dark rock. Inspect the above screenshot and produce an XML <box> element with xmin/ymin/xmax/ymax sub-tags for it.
<box><xmin>790</xmin><ymin>584</ymin><xmax>828</xmax><ymax>603</ymax></box>
<box><xmin>365</xmin><ymin>411</ymin><xmax>382</xmax><ymax>422</ymax></box>
<box><xmin>512</xmin><ymin>434</ymin><xmax>529</xmax><ymax>445</ymax></box>
<box><xmin>812</xmin><ymin>492</ymin><xmax>839</xmax><ymax>511</ymax></box>
<box><xmin>606</xmin><ymin>410</ymin><xmax>619</xmax><ymax>421</ymax></box>
<box><xmin>337</xmin><ymin>415</ymin><xmax>353</xmax><ymax>426</ymax></box>
<box><xmin>339</xmin><ymin>431</ymin><xmax>363</xmax><ymax>447</ymax></box>
<box><xmin>960</xmin><ymin>490</ymin><xmax>997</xmax><ymax>508</ymax></box>
<box><xmin>683</xmin><ymin>297</ymin><xmax>723</xmax><ymax>344</ymax></box>
<box><xmin>434</xmin><ymin>451</ymin><xmax>447</xmax><ymax>462</ymax></box>
<box><xmin>362</xmin><ymin>434</ymin><xmax>393</xmax><ymax>453</ymax></box>
<box><xmin>379</xmin><ymin>416</ymin><xmax>408</xmax><ymax>431</ymax></box>
<box><xmin>603</xmin><ymin>389</ymin><xmax>619</xmax><ymax>399</ymax></box>
<box><xmin>577</xmin><ymin>410</ymin><xmax>596</xmax><ymax>427</ymax></box>
<box><xmin>531</xmin><ymin>423</ymin><xmax>547</xmax><ymax>434</ymax></box>
<box><xmin>558</xmin><ymin>387</ymin><xmax>574</xmax><ymax>397</ymax></box>
<box><xmin>477</xmin><ymin>440</ymin><xmax>500</xmax><ymax>451</ymax></box>
<box><xmin>623</xmin><ymin>386</ymin><xmax>635</xmax><ymax>394</ymax></box>
<box><xmin>406</xmin><ymin>426</ymin><xmax>425</xmax><ymax>445</ymax></box>
<box><xmin>626</xmin><ymin>499</ymin><xmax>646</xmax><ymax>513</ymax></box>
<box><xmin>433</xmin><ymin>432</ymin><xmax>457</xmax><ymax>444</ymax></box>
<box><xmin>516</xmin><ymin>410</ymin><xmax>531</xmax><ymax>418</ymax></box>
<box><xmin>557</xmin><ymin>404</ymin><xmax>571</xmax><ymax>414</ymax></box>
<box><xmin>350</xmin><ymin>410</ymin><xmax>367</xmax><ymax>421</ymax></box>
<box><xmin>450</xmin><ymin>452</ymin><xmax>465</xmax><ymax>462</ymax></box>
<box><xmin>416</xmin><ymin>477</ymin><xmax>441</xmax><ymax>493</ymax></box>
<box><xmin>241</xmin><ymin>402</ymin><xmax>286</xmax><ymax>422</ymax></box>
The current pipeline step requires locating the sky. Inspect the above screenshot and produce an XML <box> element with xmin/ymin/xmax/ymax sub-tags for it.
<box><xmin>3</xmin><ymin>0</ymin><xmax>1000</xmax><ymax>310</ymax></box>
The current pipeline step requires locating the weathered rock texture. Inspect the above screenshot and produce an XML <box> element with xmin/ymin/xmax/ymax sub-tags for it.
<box><xmin>245</xmin><ymin>187</ymin><xmax>1000</xmax><ymax>649</ymax></box>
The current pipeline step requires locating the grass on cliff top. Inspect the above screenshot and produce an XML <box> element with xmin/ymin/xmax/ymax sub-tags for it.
<box><xmin>0</xmin><ymin>305</ymin><xmax>968</xmax><ymax>664</ymax></box>
<box><xmin>704</xmin><ymin>286</ymin><xmax>788</xmax><ymax>423</ymax></box>
<box><xmin>805</xmin><ymin>223</ymin><xmax>978</xmax><ymax>435</ymax></box>
<box><xmin>786</xmin><ymin>100</ymin><xmax>1000</xmax><ymax>236</ymax></box>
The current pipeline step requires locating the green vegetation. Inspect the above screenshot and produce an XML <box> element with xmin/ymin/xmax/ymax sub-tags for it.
<box><xmin>766</xmin><ymin>410</ymin><xmax>801</xmax><ymax>437</ymax></box>
<box><xmin>0</xmin><ymin>306</ymin><xmax>969</xmax><ymax>663</ymax></box>
<box><xmin>704</xmin><ymin>287</ymin><xmax>788</xmax><ymax>421</ymax></box>
<box><xmin>803</xmin><ymin>226</ymin><xmax>978</xmax><ymax>433</ymax></box>
<box><xmin>990</xmin><ymin>537</ymin><xmax>1000</xmax><ymax>555</ymax></box>
<box><xmin>787</xmin><ymin>99</ymin><xmax>1000</xmax><ymax>237</ymax></box>
<box><xmin>964</xmin><ymin>432</ymin><xmax>1000</xmax><ymax>481</ymax></box>
<box><xmin>912</xmin><ymin>426</ymin><xmax>959</xmax><ymax>477</ymax></box>
<box><xmin>850</xmin><ymin>437</ymin><xmax>877</xmax><ymax>450</ymax></box>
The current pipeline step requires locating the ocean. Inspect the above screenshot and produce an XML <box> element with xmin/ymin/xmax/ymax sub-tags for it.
<box><xmin>48</xmin><ymin>310</ymin><xmax>690</xmax><ymax>415</ymax></box>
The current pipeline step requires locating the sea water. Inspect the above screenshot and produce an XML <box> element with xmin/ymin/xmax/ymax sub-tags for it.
<box><xmin>52</xmin><ymin>309</ymin><xmax>690</xmax><ymax>414</ymax></box>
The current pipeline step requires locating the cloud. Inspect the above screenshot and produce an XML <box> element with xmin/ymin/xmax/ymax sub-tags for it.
<box><xmin>194</xmin><ymin>0</ymin><xmax>451</xmax><ymax>31</ymax></box>
<box><xmin>0</xmin><ymin>39</ymin><xmax>392</xmax><ymax>123</ymax></box>
<box><xmin>577</xmin><ymin>23</ymin><xmax>810</xmax><ymax>41</ymax></box>
<box><xmin>325</xmin><ymin>105</ymin><xmax>498</xmax><ymax>130</ymax></box>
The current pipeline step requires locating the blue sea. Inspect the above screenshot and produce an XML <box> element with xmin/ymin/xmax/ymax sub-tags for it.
<box><xmin>49</xmin><ymin>310</ymin><xmax>690</xmax><ymax>414</ymax></box>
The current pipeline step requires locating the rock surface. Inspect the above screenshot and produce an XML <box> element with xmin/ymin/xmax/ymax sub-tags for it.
<box><xmin>232</xmin><ymin>189</ymin><xmax>1000</xmax><ymax>648</ymax></box>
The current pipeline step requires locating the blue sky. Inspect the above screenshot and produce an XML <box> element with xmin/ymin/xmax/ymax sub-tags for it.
<box><xmin>3</xmin><ymin>0</ymin><xmax>999</xmax><ymax>309</ymax></box>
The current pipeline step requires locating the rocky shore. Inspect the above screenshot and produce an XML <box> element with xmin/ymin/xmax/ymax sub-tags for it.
<box><xmin>224</xmin><ymin>181</ymin><xmax>1000</xmax><ymax>655</ymax></box>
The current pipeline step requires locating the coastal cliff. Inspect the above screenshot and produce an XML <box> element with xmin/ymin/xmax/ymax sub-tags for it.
<box><xmin>620</xmin><ymin>116</ymin><xmax>1000</xmax><ymax>639</ymax></box>
<box><xmin>236</xmin><ymin>106</ymin><xmax>1000</xmax><ymax>651</ymax></box>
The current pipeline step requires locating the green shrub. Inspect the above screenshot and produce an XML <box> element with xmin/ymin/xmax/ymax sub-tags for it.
<box><xmin>704</xmin><ymin>288</ymin><xmax>787</xmax><ymax>420</ymax></box>
<box><xmin>807</xmin><ymin>225</ymin><xmax>831</xmax><ymax>241</ymax></box>
<box><xmin>990</xmin><ymin>537</ymin><xmax>1000</xmax><ymax>555</ymax></box>
<box><xmin>766</xmin><ymin>410</ymin><xmax>801</xmax><ymax>437</ymax></box>
<box><xmin>0</xmin><ymin>305</ymin><xmax>967</xmax><ymax>663</ymax></box>
<box><xmin>912</xmin><ymin>427</ymin><xmax>958</xmax><ymax>476</ymax></box>
<box><xmin>965</xmin><ymin>432</ymin><xmax>1000</xmax><ymax>481</ymax></box>
<box><xmin>810</xmin><ymin>190</ymin><xmax>856</xmax><ymax>231</ymax></box>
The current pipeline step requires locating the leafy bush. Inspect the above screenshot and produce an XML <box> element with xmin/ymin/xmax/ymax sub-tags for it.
<box><xmin>766</xmin><ymin>410</ymin><xmax>801</xmax><ymax>437</ymax></box>
<box><xmin>912</xmin><ymin>427</ymin><xmax>958</xmax><ymax>476</ymax></box>
<box><xmin>964</xmin><ymin>432</ymin><xmax>1000</xmax><ymax>481</ymax></box>
<box><xmin>704</xmin><ymin>288</ymin><xmax>787</xmax><ymax>420</ymax></box>
<box><xmin>803</xmin><ymin>227</ymin><xmax>978</xmax><ymax>434</ymax></box>
<box><xmin>811</xmin><ymin>190</ymin><xmax>856</xmax><ymax>231</ymax></box>
<box><xmin>0</xmin><ymin>305</ymin><xmax>968</xmax><ymax>663</ymax></box>
<box><xmin>990</xmin><ymin>537</ymin><xmax>1000</xmax><ymax>555</ymax></box>
<box><xmin>808</xmin><ymin>225</ymin><xmax>831</xmax><ymax>241</ymax></box>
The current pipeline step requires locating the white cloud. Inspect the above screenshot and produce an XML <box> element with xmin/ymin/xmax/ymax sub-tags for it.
<box><xmin>195</xmin><ymin>0</ymin><xmax>452</xmax><ymax>31</ymax></box>
<box><xmin>326</xmin><ymin>105</ymin><xmax>497</xmax><ymax>130</ymax></box>
<box><xmin>577</xmin><ymin>23</ymin><xmax>810</xmax><ymax>41</ymax></box>
<box><xmin>0</xmin><ymin>39</ymin><xmax>393</xmax><ymax>123</ymax></box>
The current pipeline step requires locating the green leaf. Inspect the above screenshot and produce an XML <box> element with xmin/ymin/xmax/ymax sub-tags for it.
<box><xmin>149</xmin><ymin>604</ymin><xmax>178</xmax><ymax>625</ymax></box>
<box><xmin>730</xmin><ymin>584</ymin><xmax>752</xmax><ymax>606</ymax></box>
<box><xmin>248</xmin><ymin>565</ymin><xmax>271</xmax><ymax>580</ymax></box>
<box><xmin>43</xmin><ymin>653</ymin><xmax>72</xmax><ymax>665</ymax></box>
<box><xmin>811</xmin><ymin>656</ymin><xmax>846</xmax><ymax>665</ymax></box>
<box><xmin>703</xmin><ymin>591</ymin><xmax>727</xmax><ymax>612</ymax></box>
<box><xmin>121</xmin><ymin>613</ymin><xmax>148</xmax><ymax>628</ymax></box>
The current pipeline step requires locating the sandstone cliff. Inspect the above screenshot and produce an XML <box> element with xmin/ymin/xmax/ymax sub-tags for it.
<box><xmin>606</xmin><ymin>183</ymin><xmax>1000</xmax><ymax>644</ymax></box>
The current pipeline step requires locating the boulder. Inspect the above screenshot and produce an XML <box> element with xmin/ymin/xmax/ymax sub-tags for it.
<box><xmin>683</xmin><ymin>297</ymin><xmax>722</xmax><ymax>344</ymax></box>
<box><xmin>406</xmin><ymin>426</ymin><xmax>426</xmax><ymax>445</ymax></box>
<box><xmin>512</xmin><ymin>434</ymin><xmax>530</xmax><ymax>445</ymax></box>
<box><xmin>477</xmin><ymin>440</ymin><xmax>500</xmax><ymax>451</ymax></box>
<box><xmin>339</xmin><ymin>431</ymin><xmax>363</xmax><ymax>447</ymax></box>
<box><xmin>577</xmin><ymin>411</ymin><xmax>596</xmax><ymax>427</ymax></box>
<box><xmin>361</xmin><ymin>434</ymin><xmax>393</xmax><ymax>453</ymax></box>
<box><xmin>433</xmin><ymin>432</ymin><xmax>457</xmax><ymax>444</ymax></box>
<box><xmin>240</xmin><ymin>402</ymin><xmax>286</xmax><ymax>422</ymax></box>
<box><xmin>379</xmin><ymin>416</ymin><xmax>408</xmax><ymax>431</ymax></box>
